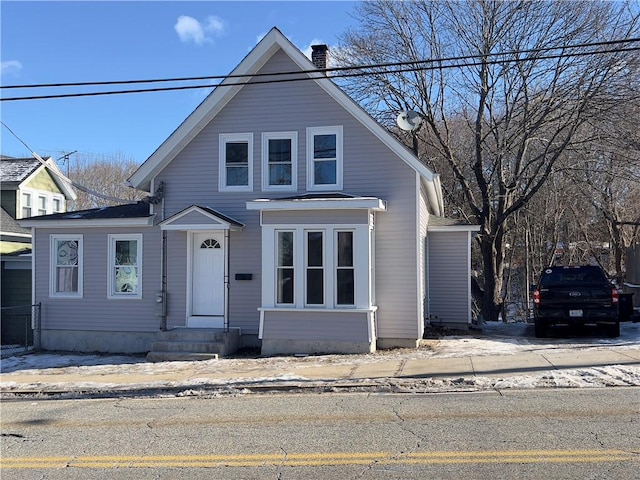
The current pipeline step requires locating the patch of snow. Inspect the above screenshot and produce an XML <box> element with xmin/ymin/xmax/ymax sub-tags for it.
<box><xmin>1</xmin><ymin>322</ymin><xmax>638</xmax><ymax>395</ymax></box>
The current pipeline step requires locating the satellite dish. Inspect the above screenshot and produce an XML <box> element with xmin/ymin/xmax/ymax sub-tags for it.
<box><xmin>396</xmin><ymin>110</ymin><xmax>422</xmax><ymax>131</ymax></box>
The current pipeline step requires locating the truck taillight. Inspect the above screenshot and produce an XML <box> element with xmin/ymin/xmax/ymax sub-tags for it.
<box><xmin>612</xmin><ymin>288</ymin><xmax>619</xmax><ymax>304</ymax></box>
<box><xmin>533</xmin><ymin>290</ymin><xmax>540</xmax><ymax>305</ymax></box>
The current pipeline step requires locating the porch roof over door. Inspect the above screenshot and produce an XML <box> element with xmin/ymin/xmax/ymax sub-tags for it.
<box><xmin>159</xmin><ymin>205</ymin><xmax>244</xmax><ymax>231</ymax></box>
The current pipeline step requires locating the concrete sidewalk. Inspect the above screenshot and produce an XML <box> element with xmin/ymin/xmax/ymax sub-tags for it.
<box><xmin>1</xmin><ymin>346</ymin><xmax>639</xmax><ymax>396</ymax></box>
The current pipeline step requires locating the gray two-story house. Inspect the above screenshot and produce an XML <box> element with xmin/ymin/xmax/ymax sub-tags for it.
<box><xmin>21</xmin><ymin>28</ymin><xmax>478</xmax><ymax>357</ymax></box>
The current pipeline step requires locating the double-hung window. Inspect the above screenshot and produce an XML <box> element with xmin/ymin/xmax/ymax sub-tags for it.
<box><xmin>306</xmin><ymin>231</ymin><xmax>324</xmax><ymax>305</ymax></box>
<box><xmin>50</xmin><ymin>235</ymin><xmax>82</xmax><ymax>297</ymax></box>
<box><xmin>37</xmin><ymin>196</ymin><xmax>48</xmax><ymax>216</ymax></box>
<box><xmin>21</xmin><ymin>192</ymin><xmax>32</xmax><ymax>218</ymax></box>
<box><xmin>336</xmin><ymin>231</ymin><xmax>355</xmax><ymax>305</ymax></box>
<box><xmin>219</xmin><ymin>133</ymin><xmax>253</xmax><ymax>191</ymax></box>
<box><xmin>108</xmin><ymin>234</ymin><xmax>142</xmax><ymax>299</ymax></box>
<box><xmin>306</xmin><ymin>126</ymin><xmax>343</xmax><ymax>191</ymax></box>
<box><xmin>262</xmin><ymin>132</ymin><xmax>297</xmax><ymax>191</ymax></box>
<box><xmin>276</xmin><ymin>231</ymin><xmax>295</xmax><ymax>304</ymax></box>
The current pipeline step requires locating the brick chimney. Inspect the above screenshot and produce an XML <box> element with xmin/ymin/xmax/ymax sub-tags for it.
<box><xmin>311</xmin><ymin>44</ymin><xmax>329</xmax><ymax>73</ymax></box>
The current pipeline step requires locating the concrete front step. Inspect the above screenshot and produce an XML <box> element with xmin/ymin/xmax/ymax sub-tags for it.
<box><xmin>155</xmin><ymin>328</ymin><xmax>231</xmax><ymax>342</ymax></box>
<box><xmin>146</xmin><ymin>328</ymin><xmax>241</xmax><ymax>362</ymax></box>
<box><xmin>150</xmin><ymin>341</ymin><xmax>223</xmax><ymax>354</ymax></box>
<box><xmin>146</xmin><ymin>351</ymin><xmax>219</xmax><ymax>362</ymax></box>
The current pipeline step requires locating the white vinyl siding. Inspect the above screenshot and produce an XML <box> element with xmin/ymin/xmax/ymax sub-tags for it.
<box><xmin>108</xmin><ymin>234</ymin><xmax>143</xmax><ymax>299</ymax></box>
<box><xmin>50</xmin><ymin>234</ymin><xmax>83</xmax><ymax>298</ymax></box>
<box><xmin>219</xmin><ymin>133</ymin><xmax>253</xmax><ymax>191</ymax></box>
<box><xmin>262</xmin><ymin>132</ymin><xmax>297</xmax><ymax>191</ymax></box>
<box><xmin>306</xmin><ymin>126</ymin><xmax>343</xmax><ymax>191</ymax></box>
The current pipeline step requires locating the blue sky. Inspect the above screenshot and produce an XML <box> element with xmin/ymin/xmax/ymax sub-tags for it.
<box><xmin>1</xmin><ymin>1</ymin><xmax>359</xmax><ymax>164</ymax></box>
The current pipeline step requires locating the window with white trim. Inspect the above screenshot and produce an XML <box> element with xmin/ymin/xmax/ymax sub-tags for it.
<box><xmin>108</xmin><ymin>234</ymin><xmax>142</xmax><ymax>299</ymax></box>
<box><xmin>219</xmin><ymin>133</ymin><xmax>253</xmax><ymax>191</ymax></box>
<box><xmin>37</xmin><ymin>195</ymin><xmax>47</xmax><ymax>216</ymax></box>
<box><xmin>53</xmin><ymin>198</ymin><xmax>62</xmax><ymax>213</ymax></box>
<box><xmin>306</xmin><ymin>231</ymin><xmax>324</xmax><ymax>305</ymax></box>
<box><xmin>271</xmin><ymin>227</ymin><xmax>358</xmax><ymax>308</ymax></box>
<box><xmin>21</xmin><ymin>192</ymin><xmax>32</xmax><ymax>218</ymax></box>
<box><xmin>276</xmin><ymin>231</ymin><xmax>295</xmax><ymax>304</ymax></box>
<box><xmin>306</xmin><ymin>126</ymin><xmax>343</xmax><ymax>191</ymax></box>
<box><xmin>262</xmin><ymin>132</ymin><xmax>297</xmax><ymax>190</ymax></box>
<box><xmin>336</xmin><ymin>231</ymin><xmax>355</xmax><ymax>305</ymax></box>
<box><xmin>50</xmin><ymin>235</ymin><xmax>82</xmax><ymax>297</ymax></box>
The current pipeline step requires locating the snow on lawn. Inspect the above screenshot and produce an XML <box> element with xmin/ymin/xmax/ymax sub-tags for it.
<box><xmin>0</xmin><ymin>322</ymin><xmax>638</xmax><ymax>394</ymax></box>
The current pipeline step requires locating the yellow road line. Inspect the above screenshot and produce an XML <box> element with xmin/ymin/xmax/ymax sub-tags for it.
<box><xmin>2</xmin><ymin>449</ymin><xmax>637</xmax><ymax>469</ymax></box>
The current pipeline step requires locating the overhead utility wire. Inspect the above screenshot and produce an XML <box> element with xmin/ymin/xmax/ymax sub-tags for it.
<box><xmin>2</xmin><ymin>45</ymin><xmax>639</xmax><ymax>102</ymax></box>
<box><xmin>3</xmin><ymin>36</ymin><xmax>638</xmax><ymax>91</ymax></box>
<box><xmin>0</xmin><ymin>120</ymin><xmax>133</xmax><ymax>203</ymax></box>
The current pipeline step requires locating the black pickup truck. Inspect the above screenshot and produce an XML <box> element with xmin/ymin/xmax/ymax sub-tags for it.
<box><xmin>533</xmin><ymin>265</ymin><xmax>620</xmax><ymax>338</ymax></box>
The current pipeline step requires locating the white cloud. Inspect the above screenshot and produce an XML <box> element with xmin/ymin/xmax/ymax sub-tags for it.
<box><xmin>1</xmin><ymin>60</ymin><xmax>23</xmax><ymax>76</ymax></box>
<box><xmin>174</xmin><ymin>15</ymin><xmax>226</xmax><ymax>45</ymax></box>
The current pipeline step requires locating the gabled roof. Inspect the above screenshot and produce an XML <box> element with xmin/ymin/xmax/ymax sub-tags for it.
<box><xmin>0</xmin><ymin>156</ymin><xmax>40</xmax><ymax>184</ymax></box>
<box><xmin>159</xmin><ymin>205</ymin><xmax>244</xmax><ymax>231</ymax></box>
<box><xmin>128</xmin><ymin>27</ymin><xmax>438</xmax><ymax>198</ymax></box>
<box><xmin>0</xmin><ymin>155</ymin><xmax>77</xmax><ymax>200</ymax></box>
<box><xmin>19</xmin><ymin>201</ymin><xmax>154</xmax><ymax>228</ymax></box>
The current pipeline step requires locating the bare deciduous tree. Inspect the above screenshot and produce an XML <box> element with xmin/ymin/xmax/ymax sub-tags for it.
<box><xmin>336</xmin><ymin>0</ymin><xmax>639</xmax><ymax>322</ymax></box>
<box><xmin>66</xmin><ymin>151</ymin><xmax>145</xmax><ymax>211</ymax></box>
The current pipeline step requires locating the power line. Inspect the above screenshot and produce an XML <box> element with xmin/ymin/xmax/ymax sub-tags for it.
<box><xmin>3</xmin><ymin>37</ymin><xmax>638</xmax><ymax>90</ymax></box>
<box><xmin>0</xmin><ymin>120</ymin><xmax>135</xmax><ymax>204</ymax></box>
<box><xmin>1</xmin><ymin>39</ymin><xmax>638</xmax><ymax>102</ymax></box>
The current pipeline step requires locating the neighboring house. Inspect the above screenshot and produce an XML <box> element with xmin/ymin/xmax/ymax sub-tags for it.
<box><xmin>20</xmin><ymin>28</ymin><xmax>479</xmax><ymax>356</ymax></box>
<box><xmin>1</xmin><ymin>156</ymin><xmax>76</xmax><ymax>307</ymax></box>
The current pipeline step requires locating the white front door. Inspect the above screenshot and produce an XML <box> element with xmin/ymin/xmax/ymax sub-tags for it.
<box><xmin>189</xmin><ymin>232</ymin><xmax>225</xmax><ymax>328</ymax></box>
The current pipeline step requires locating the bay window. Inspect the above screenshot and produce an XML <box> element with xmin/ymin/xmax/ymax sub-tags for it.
<box><xmin>270</xmin><ymin>227</ymin><xmax>361</xmax><ymax>308</ymax></box>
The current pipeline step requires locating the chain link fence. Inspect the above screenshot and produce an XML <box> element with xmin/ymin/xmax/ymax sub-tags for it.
<box><xmin>1</xmin><ymin>303</ymin><xmax>40</xmax><ymax>358</ymax></box>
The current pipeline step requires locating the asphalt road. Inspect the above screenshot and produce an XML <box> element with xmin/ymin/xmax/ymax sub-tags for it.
<box><xmin>2</xmin><ymin>388</ymin><xmax>639</xmax><ymax>479</ymax></box>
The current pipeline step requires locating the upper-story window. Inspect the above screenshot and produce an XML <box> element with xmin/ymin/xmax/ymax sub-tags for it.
<box><xmin>37</xmin><ymin>196</ymin><xmax>48</xmax><ymax>216</ymax></box>
<box><xmin>21</xmin><ymin>192</ymin><xmax>32</xmax><ymax>218</ymax></box>
<box><xmin>262</xmin><ymin>132</ymin><xmax>297</xmax><ymax>191</ymax></box>
<box><xmin>21</xmin><ymin>190</ymin><xmax>65</xmax><ymax>217</ymax></box>
<box><xmin>219</xmin><ymin>133</ymin><xmax>253</xmax><ymax>192</ymax></box>
<box><xmin>306</xmin><ymin>126</ymin><xmax>343</xmax><ymax>191</ymax></box>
